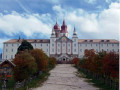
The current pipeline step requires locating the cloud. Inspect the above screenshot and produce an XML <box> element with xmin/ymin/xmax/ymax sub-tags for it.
<box><xmin>46</xmin><ymin>0</ymin><xmax>60</xmax><ymax>4</ymax></box>
<box><xmin>0</xmin><ymin>11</ymin><xmax>53</xmax><ymax>37</ymax></box>
<box><xmin>53</xmin><ymin>3</ymin><xmax>120</xmax><ymax>39</ymax></box>
<box><xmin>85</xmin><ymin>0</ymin><xmax>96</xmax><ymax>4</ymax></box>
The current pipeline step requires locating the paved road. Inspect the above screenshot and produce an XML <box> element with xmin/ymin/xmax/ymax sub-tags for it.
<box><xmin>33</xmin><ymin>64</ymin><xmax>99</xmax><ymax>90</ymax></box>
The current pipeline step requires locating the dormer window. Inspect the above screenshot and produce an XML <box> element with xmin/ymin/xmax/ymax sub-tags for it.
<box><xmin>101</xmin><ymin>40</ymin><xmax>104</xmax><ymax>42</ymax></box>
<box><xmin>90</xmin><ymin>40</ymin><xmax>93</xmax><ymax>42</ymax></box>
<box><xmin>34</xmin><ymin>40</ymin><xmax>37</xmax><ymax>42</ymax></box>
<box><xmin>106</xmin><ymin>40</ymin><xmax>110</xmax><ymax>42</ymax></box>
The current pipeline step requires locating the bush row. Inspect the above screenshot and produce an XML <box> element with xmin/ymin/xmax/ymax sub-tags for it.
<box><xmin>72</xmin><ymin>49</ymin><xmax>119</xmax><ymax>81</ymax></box>
<box><xmin>13</xmin><ymin>49</ymin><xmax>56</xmax><ymax>82</ymax></box>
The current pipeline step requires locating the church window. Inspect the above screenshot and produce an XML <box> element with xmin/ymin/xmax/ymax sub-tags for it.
<box><xmin>102</xmin><ymin>49</ymin><xmax>104</xmax><ymax>52</ymax></box>
<box><xmin>101</xmin><ymin>44</ymin><xmax>103</xmax><ymax>47</ymax></box>
<box><xmin>74</xmin><ymin>49</ymin><xmax>76</xmax><ymax>52</ymax></box>
<box><xmin>12</xmin><ymin>44</ymin><xmax>14</xmax><ymax>46</ymax></box>
<box><xmin>96</xmin><ymin>44</ymin><xmax>97</xmax><ymax>46</ymax></box>
<box><xmin>112</xmin><ymin>49</ymin><xmax>114</xmax><ymax>52</ymax></box>
<box><xmin>74</xmin><ymin>44</ymin><xmax>76</xmax><ymax>47</ymax></box>
<box><xmin>80</xmin><ymin>49</ymin><xmax>82</xmax><ymax>52</ymax></box>
<box><xmin>107</xmin><ymin>44</ymin><xmax>108</xmax><ymax>47</ymax></box>
<box><xmin>74</xmin><ymin>39</ymin><xmax>76</xmax><ymax>42</ymax></box>
<box><xmin>52</xmin><ymin>44</ymin><xmax>54</xmax><ymax>46</ymax></box>
<box><xmin>91</xmin><ymin>44</ymin><xmax>92</xmax><ymax>47</ymax></box>
<box><xmin>52</xmin><ymin>39</ymin><xmax>54</xmax><ymax>42</ymax></box>
<box><xmin>11</xmin><ymin>55</ymin><xmax>13</xmax><ymax>59</ymax></box>
<box><xmin>11</xmin><ymin>49</ymin><xmax>13</xmax><ymax>52</ymax></box>
<box><xmin>68</xmin><ymin>44</ymin><xmax>70</xmax><ymax>47</ymax></box>
<box><xmin>96</xmin><ymin>49</ymin><xmax>98</xmax><ymax>52</ymax></box>
<box><xmin>17</xmin><ymin>44</ymin><xmax>19</xmax><ymax>47</ymax></box>
<box><xmin>52</xmin><ymin>49</ymin><xmax>54</xmax><ymax>52</ymax></box>
<box><xmin>107</xmin><ymin>49</ymin><xmax>109</xmax><ymax>52</ymax></box>
<box><xmin>68</xmin><ymin>49</ymin><xmax>70</xmax><ymax>52</ymax></box>
<box><xmin>112</xmin><ymin>44</ymin><xmax>114</xmax><ymax>46</ymax></box>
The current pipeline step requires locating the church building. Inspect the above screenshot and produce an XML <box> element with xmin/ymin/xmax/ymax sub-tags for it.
<box><xmin>2</xmin><ymin>20</ymin><xmax>119</xmax><ymax>61</ymax></box>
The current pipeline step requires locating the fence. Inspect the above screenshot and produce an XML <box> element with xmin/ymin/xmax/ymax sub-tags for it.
<box><xmin>14</xmin><ymin>71</ymin><xmax>42</xmax><ymax>89</ymax></box>
<box><xmin>77</xmin><ymin>67</ymin><xmax>119</xmax><ymax>90</ymax></box>
<box><xmin>1</xmin><ymin>71</ymin><xmax>43</xmax><ymax>89</ymax></box>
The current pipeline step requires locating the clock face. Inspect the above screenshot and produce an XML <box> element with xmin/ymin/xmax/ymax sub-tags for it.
<box><xmin>62</xmin><ymin>37</ymin><xmax>66</xmax><ymax>41</ymax></box>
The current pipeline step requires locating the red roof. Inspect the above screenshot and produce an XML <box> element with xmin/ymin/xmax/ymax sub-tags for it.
<box><xmin>54</xmin><ymin>22</ymin><xmax>60</xmax><ymax>30</ymax></box>
<box><xmin>60</xmin><ymin>20</ymin><xmax>68</xmax><ymax>33</ymax></box>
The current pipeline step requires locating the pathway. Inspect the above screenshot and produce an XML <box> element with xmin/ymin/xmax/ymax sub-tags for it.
<box><xmin>32</xmin><ymin>64</ymin><xmax>99</xmax><ymax>90</ymax></box>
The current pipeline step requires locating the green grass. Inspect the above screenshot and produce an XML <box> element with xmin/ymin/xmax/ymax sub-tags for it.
<box><xmin>78</xmin><ymin>69</ymin><xmax>115</xmax><ymax>90</ymax></box>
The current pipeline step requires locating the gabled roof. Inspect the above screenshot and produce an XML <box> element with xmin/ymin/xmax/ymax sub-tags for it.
<box><xmin>78</xmin><ymin>39</ymin><xmax>119</xmax><ymax>43</ymax></box>
<box><xmin>4</xmin><ymin>39</ymin><xmax>50</xmax><ymax>44</ymax></box>
<box><xmin>0</xmin><ymin>60</ymin><xmax>16</xmax><ymax>67</ymax></box>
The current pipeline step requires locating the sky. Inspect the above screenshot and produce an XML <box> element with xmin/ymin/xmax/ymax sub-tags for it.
<box><xmin>0</xmin><ymin>0</ymin><xmax>120</xmax><ymax>53</ymax></box>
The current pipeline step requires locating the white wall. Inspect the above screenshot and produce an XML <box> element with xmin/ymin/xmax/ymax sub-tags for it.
<box><xmin>3</xmin><ymin>43</ymin><xmax>20</xmax><ymax>60</ymax></box>
<box><xmin>2</xmin><ymin>40</ymin><xmax>119</xmax><ymax>60</ymax></box>
<box><xmin>78</xmin><ymin>43</ymin><xmax>119</xmax><ymax>58</ymax></box>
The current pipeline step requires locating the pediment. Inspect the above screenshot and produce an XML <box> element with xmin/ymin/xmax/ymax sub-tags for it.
<box><xmin>56</xmin><ymin>36</ymin><xmax>72</xmax><ymax>42</ymax></box>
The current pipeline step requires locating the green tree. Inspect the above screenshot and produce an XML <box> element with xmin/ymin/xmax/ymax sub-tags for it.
<box><xmin>13</xmin><ymin>52</ymin><xmax>37</xmax><ymax>81</ymax></box>
<box><xmin>17</xmin><ymin>40</ymin><xmax>33</xmax><ymax>54</ymax></box>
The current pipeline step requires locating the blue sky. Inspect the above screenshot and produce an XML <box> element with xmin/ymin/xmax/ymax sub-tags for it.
<box><xmin>0</xmin><ymin>0</ymin><xmax>120</xmax><ymax>53</ymax></box>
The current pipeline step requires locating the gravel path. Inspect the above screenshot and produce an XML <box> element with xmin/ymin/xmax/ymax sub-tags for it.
<box><xmin>32</xmin><ymin>64</ymin><xmax>99</xmax><ymax>90</ymax></box>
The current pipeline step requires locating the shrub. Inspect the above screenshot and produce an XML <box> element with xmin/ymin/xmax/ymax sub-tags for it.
<box><xmin>13</xmin><ymin>52</ymin><xmax>37</xmax><ymax>81</ymax></box>
<box><xmin>49</xmin><ymin>57</ymin><xmax>56</xmax><ymax>68</ymax></box>
<box><xmin>30</xmin><ymin>49</ymin><xmax>48</xmax><ymax>71</ymax></box>
<box><xmin>72</xmin><ymin>58</ymin><xmax>79</xmax><ymax>65</ymax></box>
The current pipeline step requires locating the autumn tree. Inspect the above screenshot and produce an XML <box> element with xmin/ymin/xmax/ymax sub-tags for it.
<box><xmin>30</xmin><ymin>49</ymin><xmax>48</xmax><ymax>71</ymax></box>
<box><xmin>49</xmin><ymin>57</ymin><xmax>56</xmax><ymax>68</ymax></box>
<box><xmin>13</xmin><ymin>52</ymin><xmax>37</xmax><ymax>81</ymax></box>
<box><xmin>102</xmin><ymin>52</ymin><xmax>119</xmax><ymax>79</ymax></box>
<box><xmin>72</xmin><ymin>58</ymin><xmax>79</xmax><ymax>66</ymax></box>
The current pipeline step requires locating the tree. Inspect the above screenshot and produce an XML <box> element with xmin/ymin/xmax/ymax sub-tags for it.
<box><xmin>72</xmin><ymin>58</ymin><xmax>79</xmax><ymax>66</ymax></box>
<box><xmin>102</xmin><ymin>52</ymin><xmax>119</xmax><ymax>79</ymax></box>
<box><xmin>30</xmin><ymin>49</ymin><xmax>48</xmax><ymax>71</ymax></box>
<box><xmin>17</xmin><ymin>40</ymin><xmax>33</xmax><ymax>54</ymax></box>
<box><xmin>13</xmin><ymin>52</ymin><xmax>37</xmax><ymax>81</ymax></box>
<box><xmin>49</xmin><ymin>57</ymin><xmax>56</xmax><ymax>68</ymax></box>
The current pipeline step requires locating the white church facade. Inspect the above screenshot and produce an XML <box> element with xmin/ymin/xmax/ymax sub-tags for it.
<box><xmin>2</xmin><ymin>20</ymin><xmax>119</xmax><ymax>61</ymax></box>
